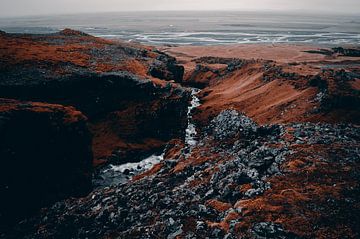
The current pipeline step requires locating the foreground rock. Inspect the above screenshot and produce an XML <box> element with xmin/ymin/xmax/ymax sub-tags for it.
<box><xmin>0</xmin><ymin>98</ymin><xmax>92</xmax><ymax>231</ymax></box>
<box><xmin>4</xmin><ymin>110</ymin><xmax>359</xmax><ymax>238</ymax></box>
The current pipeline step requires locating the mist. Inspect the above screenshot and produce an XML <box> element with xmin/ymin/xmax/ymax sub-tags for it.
<box><xmin>1</xmin><ymin>0</ymin><xmax>359</xmax><ymax>17</ymax></box>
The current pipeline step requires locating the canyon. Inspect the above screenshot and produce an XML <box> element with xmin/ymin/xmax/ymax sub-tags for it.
<box><xmin>0</xmin><ymin>30</ymin><xmax>359</xmax><ymax>238</ymax></box>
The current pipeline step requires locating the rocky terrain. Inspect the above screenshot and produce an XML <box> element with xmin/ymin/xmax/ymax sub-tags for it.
<box><xmin>4</xmin><ymin>111</ymin><xmax>360</xmax><ymax>238</ymax></box>
<box><xmin>0</xmin><ymin>31</ymin><xmax>359</xmax><ymax>238</ymax></box>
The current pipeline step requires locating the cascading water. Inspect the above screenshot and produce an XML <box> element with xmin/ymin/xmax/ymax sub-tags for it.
<box><xmin>185</xmin><ymin>88</ymin><xmax>201</xmax><ymax>147</ymax></box>
<box><xmin>94</xmin><ymin>88</ymin><xmax>201</xmax><ymax>187</ymax></box>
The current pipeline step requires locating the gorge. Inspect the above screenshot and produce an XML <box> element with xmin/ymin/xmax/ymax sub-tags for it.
<box><xmin>0</xmin><ymin>29</ymin><xmax>359</xmax><ymax>238</ymax></box>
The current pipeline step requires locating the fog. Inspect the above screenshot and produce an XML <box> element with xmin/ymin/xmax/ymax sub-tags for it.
<box><xmin>1</xmin><ymin>0</ymin><xmax>359</xmax><ymax>17</ymax></box>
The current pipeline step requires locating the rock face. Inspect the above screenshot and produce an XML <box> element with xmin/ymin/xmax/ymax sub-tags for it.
<box><xmin>0</xmin><ymin>30</ymin><xmax>190</xmax><ymax>164</ymax></box>
<box><xmin>0</xmin><ymin>98</ymin><xmax>93</xmax><ymax>230</ymax></box>
<box><xmin>0</xmin><ymin>71</ymin><xmax>188</xmax><ymax>139</ymax></box>
<box><xmin>149</xmin><ymin>52</ymin><xmax>185</xmax><ymax>83</ymax></box>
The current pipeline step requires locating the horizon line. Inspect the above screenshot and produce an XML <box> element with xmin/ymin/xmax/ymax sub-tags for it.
<box><xmin>1</xmin><ymin>9</ymin><xmax>359</xmax><ymax>19</ymax></box>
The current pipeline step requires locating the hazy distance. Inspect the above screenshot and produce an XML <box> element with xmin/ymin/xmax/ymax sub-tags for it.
<box><xmin>1</xmin><ymin>0</ymin><xmax>360</xmax><ymax>17</ymax></box>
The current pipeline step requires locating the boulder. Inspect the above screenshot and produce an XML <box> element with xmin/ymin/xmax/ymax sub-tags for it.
<box><xmin>0</xmin><ymin>98</ymin><xmax>93</xmax><ymax>229</ymax></box>
<box><xmin>149</xmin><ymin>53</ymin><xmax>184</xmax><ymax>83</ymax></box>
<box><xmin>208</xmin><ymin>110</ymin><xmax>258</xmax><ymax>140</ymax></box>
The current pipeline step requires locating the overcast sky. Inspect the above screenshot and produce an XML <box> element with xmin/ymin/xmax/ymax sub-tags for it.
<box><xmin>1</xmin><ymin>0</ymin><xmax>359</xmax><ymax>17</ymax></box>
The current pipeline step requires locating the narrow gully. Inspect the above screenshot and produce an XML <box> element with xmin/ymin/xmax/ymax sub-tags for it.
<box><xmin>93</xmin><ymin>88</ymin><xmax>201</xmax><ymax>187</ymax></box>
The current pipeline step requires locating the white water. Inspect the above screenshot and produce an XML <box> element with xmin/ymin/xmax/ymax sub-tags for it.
<box><xmin>185</xmin><ymin>88</ymin><xmax>201</xmax><ymax>147</ymax></box>
<box><xmin>94</xmin><ymin>88</ymin><xmax>201</xmax><ymax>187</ymax></box>
<box><xmin>105</xmin><ymin>154</ymin><xmax>164</xmax><ymax>175</ymax></box>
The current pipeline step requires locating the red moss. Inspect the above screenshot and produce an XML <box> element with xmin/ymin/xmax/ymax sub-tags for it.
<box><xmin>132</xmin><ymin>162</ymin><xmax>164</xmax><ymax>181</ymax></box>
<box><xmin>0</xmin><ymin>98</ymin><xmax>86</xmax><ymax>124</ymax></box>
<box><xmin>207</xmin><ymin>211</ymin><xmax>241</xmax><ymax>232</ymax></box>
<box><xmin>232</xmin><ymin>142</ymin><xmax>360</xmax><ymax>238</ymax></box>
<box><xmin>0</xmin><ymin>32</ymin><xmax>160</xmax><ymax>79</ymax></box>
<box><xmin>206</xmin><ymin>199</ymin><xmax>232</xmax><ymax>212</ymax></box>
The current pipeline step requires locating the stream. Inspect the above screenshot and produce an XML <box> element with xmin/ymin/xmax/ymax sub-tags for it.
<box><xmin>93</xmin><ymin>88</ymin><xmax>201</xmax><ymax>187</ymax></box>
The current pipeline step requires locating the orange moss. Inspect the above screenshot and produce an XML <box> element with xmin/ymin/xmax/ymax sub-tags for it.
<box><xmin>132</xmin><ymin>162</ymin><xmax>164</xmax><ymax>181</ymax></box>
<box><xmin>232</xmin><ymin>142</ymin><xmax>360</xmax><ymax>238</ymax></box>
<box><xmin>0</xmin><ymin>35</ymin><xmax>91</xmax><ymax>67</ymax></box>
<box><xmin>89</xmin><ymin>117</ymin><xmax>166</xmax><ymax>163</ymax></box>
<box><xmin>172</xmin><ymin>149</ymin><xmax>218</xmax><ymax>173</ymax></box>
<box><xmin>239</xmin><ymin>184</ymin><xmax>253</xmax><ymax>194</ymax></box>
<box><xmin>0</xmin><ymin>98</ymin><xmax>86</xmax><ymax>124</ymax></box>
<box><xmin>206</xmin><ymin>199</ymin><xmax>232</xmax><ymax>212</ymax></box>
<box><xmin>165</xmin><ymin>44</ymin><xmax>360</xmax><ymax>126</ymax></box>
<box><xmin>0</xmin><ymin>33</ymin><xmax>160</xmax><ymax>79</ymax></box>
<box><xmin>207</xmin><ymin>211</ymin><xmax>241</xmax><ymax>232</ymax></box>
<box><xmin>118</xmin><ymin>59</ymin><xmax>148</xmax><ymax>77</ymax></box>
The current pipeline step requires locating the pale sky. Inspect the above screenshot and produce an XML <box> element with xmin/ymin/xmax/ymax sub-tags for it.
<box><xmin>0</xmin><ymin>0</ymin><xmax>359</xmax><ymax>17</ymax></box>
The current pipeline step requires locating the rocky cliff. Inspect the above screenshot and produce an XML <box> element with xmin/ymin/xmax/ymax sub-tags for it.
<box><xmin>0</xmin><ymin>30</ymin><xmax>189</xmax><ymax>165</ymax></box>
<box><xmin>0</xmin><ymin>98</ymin><xmax>92</xmax><ymax>230</ymax></box>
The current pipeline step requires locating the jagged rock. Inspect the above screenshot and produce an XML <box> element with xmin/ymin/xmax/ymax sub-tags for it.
<box><xmin>149</xmin><ymin>53</ymin><xmax>184</xmax><ymax>83</ymax></box>
<box><xmin>208</xmin><ymin>110</ymin><xmax>258</xmax><ymax>140</ymax></box>
<box><xmin>250</xmin><ymin>222</ymin><xmax>298</xmax><ymax>239</ymax></box>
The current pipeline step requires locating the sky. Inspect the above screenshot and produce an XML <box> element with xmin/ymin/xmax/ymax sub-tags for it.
<box><xmin>0</xmin><ymin>0</ymin><xmax>359</xmax><ymax>17</ymax></box>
